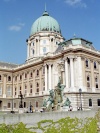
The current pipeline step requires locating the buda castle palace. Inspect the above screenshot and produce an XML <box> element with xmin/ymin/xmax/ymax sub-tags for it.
<box><xmin>0</xmin><ymin>9</ymin><xmax>100</xmax><ymax>112</ymax></box>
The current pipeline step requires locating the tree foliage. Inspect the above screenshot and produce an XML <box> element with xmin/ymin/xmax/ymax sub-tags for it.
<box><xmin>0</xmin><ymin>112</ymin><xmax>99</xmax><ymax>133</ymax></box>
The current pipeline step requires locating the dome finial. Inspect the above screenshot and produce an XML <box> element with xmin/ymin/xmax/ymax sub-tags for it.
<box><xmin>45</xmin><ymin>3</ymin><xmax>47</xmax><ymax>11</ymax></box>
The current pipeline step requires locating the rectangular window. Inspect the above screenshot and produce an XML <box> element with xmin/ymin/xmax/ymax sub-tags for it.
<box><xmin>7</xmin><ymin>88</ymin><xmax>11</xmax><ymax>96</ymax></box>
<box><xmin>14</xmin><ymin>103</ymin><xmax>16</xmax><ymax>108</ymax></box>
<box><xmin>97</xmin><ymin>99</ymin><xmax>100</xmax><ymax>106</ymax></box>
<box><xmin>89</xmin><ymin>99</ymin><xmax>92</xmax><ymax>107</ymax></box>
<box><xmin>36</xmin><ymin>101</ymin><xmax>38</xmax><ymax>107</ymax></box>
<box><xmin>7</xmin><ymin>103</ymin><xmax>11</xmax><ymax>108</ymax></box>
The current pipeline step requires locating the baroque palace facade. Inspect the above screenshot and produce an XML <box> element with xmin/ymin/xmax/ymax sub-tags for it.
<box><xmin>0</xmin><ymin>10</ymin><xmax>100</xmax><ymax>112</ymax></box>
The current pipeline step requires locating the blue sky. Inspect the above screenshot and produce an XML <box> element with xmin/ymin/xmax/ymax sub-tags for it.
<box><xmin>0</xmin><ymin>0</ymin><xmax>100</xmax><ymax>64</ymax></box>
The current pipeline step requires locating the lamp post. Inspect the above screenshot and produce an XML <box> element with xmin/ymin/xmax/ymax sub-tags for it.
<box><xmin>79</xmin><ymin>88</ymin><xmax>82</xmax><ymax>110</ymax></box>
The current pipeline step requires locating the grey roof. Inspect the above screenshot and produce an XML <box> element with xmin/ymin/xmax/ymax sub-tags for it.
<box><xmin>0</xmin><ymin>61</ymin><xmax>18</xmax><ymax>68</ymax></box>
<box><xmin>55</xmin><ymin>37</ymin><xmax>95</xmax><ymax>53</ymax></box>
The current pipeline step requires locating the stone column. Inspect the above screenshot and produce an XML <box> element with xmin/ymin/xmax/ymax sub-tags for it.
<box><xmin>64</xmin><ymin>58</ymin><xmax>69</xmax><ymax>89</ymax></box>
<box><xmin>49</xmin><ymin>64</ymin><xmax>52</xmax><ymax>90</ymax></box>
<box><xmin>22</xmin><ymin>73</ymin><xmax>24</xmax><ymax>94</ymax></box>
<box><xmin>70</xmin><ymin>57</ymin><xmax>74</xmax><ymax>88</ymax></box>
<box><xmin>3</xmin><ymin>74</ymin><xmax>7</xmax><ymax>98</ymax></box>
<box><xmin>99</xmin><ymin>62</ymin><xmax>100</xmax><ymax>89</ymax></box>
<box><xmin>82</xmin><ymin>57</ymin><xmax>86</xmax><ymax>91</ymax></box>
<box><xmin>45</xmin><ymin>64</ymin><xmax>47</xmax><ymax>91</ymax></box>
<box><xmin>27</xmin><ymin>72</ymin><xmax>29</xmax><ymax>96</ymax></box>
<box><xmin>91</xmin><ymin>60</ymin><xmax>95</xmax><ymax>92</ymax></box>
<box><xmin>77</xmin><ymin>57</ymin><xmax>83</xmax><ymax>89</ymax></box>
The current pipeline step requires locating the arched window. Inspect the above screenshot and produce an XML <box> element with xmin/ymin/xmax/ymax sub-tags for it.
<box><xmin>0</xmin><ymin>75</ymin><xmax>1</xmax><ymax>81</ymax></box>
<box><xmin>30</xmin><ymin>72</ymin><xmax>33</xmax><ymax>78</ymax></box>
<box><xmin>36</xmin><ymin>83</ymin><xmax>39</xmax><ymax>92</ymax></box>
<box><xmin>25</xmin><ymin>73</ymin><xmax>27</xmax><ymax>79</ymax></box>
<box><xmin>25</xmin><ymin>85</ymin><xmax>27</xmax><ymax>94</ymax></box>
<box><xmin>87</xmin><ymin>76</ymin><xmax>90</xmax><ymax>88</ymax></box>
<box><xmin>36</xmin><ymin>70</ymin><xmax>39</xmax><ymax>76</ymax></box>
<box><xmin>51</xmin><ymin>38</ymin><xmax>53</xmax><ymax>42</ymax></box>
<box><xmin>30</xmin><ymin>84</ymin><xmax>32</xmax><ymax>94</ymax></box>
<box><xmin>15</xmin><ymin>87</ymin><xmax>17</xmax><ymax>95</ymax></box>
<box><xmin>94</xmin><ymin>62</ymin><xmax>96</xmax><ymax>69</ymax></box>
<box><xmin>87</xmin><ymin>76</ymin><xmax>90</xmax><ymax>81</ymax></box>
<box><xmin>86</xmin><ymin>60</ymin><xmax>88</xmax><ymax>67</ymax></box>
<box><xmin>19</xmin><ymin>86</ymin><xmax>22</xmax><ymax>94</ymax></box>
<box><xmin>95</xmin><ymin>77</ymin><xmax>98</xmax><ymax>88</ymax></box>
<box><xmin>8</xmin><ymin>76</ymin><xmax>11</xmax><ymax>81</ymax></box>
<box><xmin>36</xmin><ymin>39</ymin><xmax>38</xmax><ymax>42</ymax></box>
<box><xmin>20</xmin><ymin>75</ymin><xmax>22</xmax><ymax>80</ymax></box>
<box><xmin>33</xmin><ymin>49</ymin><xmax>34</xmax><ymax>54</ymax></box>
<box><xmin>89</xmin><ymin>99</ymin><xmax>92</xmax><ymax>107</ymax></box>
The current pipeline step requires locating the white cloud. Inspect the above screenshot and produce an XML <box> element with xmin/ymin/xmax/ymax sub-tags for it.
<box><xmin>65</xmin><ymin>0</ymin><xmax>87</xmax><ymax>8</ymax></box>
<box><xmin>9</xmin><ymin>25</ymin><xmax>21</xmax><ymax>31</ymax></box>
<box><xmin>18</xmin><ymin>23</ymin><xmax>25</xmax><ymax>27</ymax></box>
<box><xmin>8</xmin><ymin>23</ymin><xmax>25</xmax><ymax>32</ymax></box>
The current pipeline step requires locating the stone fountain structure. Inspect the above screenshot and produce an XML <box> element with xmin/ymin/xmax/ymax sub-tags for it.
<box><xmin>42</xmin><ymin>77</ymin><xmax>71</xmax><ymax>111</ymax></box>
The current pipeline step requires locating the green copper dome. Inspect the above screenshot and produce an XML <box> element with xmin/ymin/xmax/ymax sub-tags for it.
<box><xmin>30</xmin><ymin>11</ymin><xmax>61</xmax><ymax>36</ymax></box>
